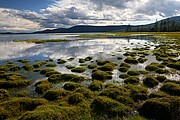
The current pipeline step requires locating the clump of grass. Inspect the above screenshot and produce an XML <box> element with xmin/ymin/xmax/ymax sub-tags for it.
<box><xmin>0</xmin><ymin>89</ymin><xmax>10</xmax><ymax>101</ymax></box>
<box><xmin>91</xmin><ymin>96</ymin><xmax>131</xmax><ymax>119</ymax></box>
<box><xmin>88</xmin><ymin>80</ymin><xmax>103</xmax><ymax>91</ymax></box>
<box><xmin>156</xmin><ymin>75</ymin><xmax>167</xmax><ymax>82</ymax></box>
<box><xmin>97</xmin><ymin>63</ymin><xmax>115</xmax><ymax>72</ymax></box>
<box><xmin>143</xmin><ymin>76</ymin><xmax>159</xmax><ymax>88</ymax></box>
<box><xmin>96</xmin><ymin>60</ymin><xmax>110</xmax><ymax>66</ymax></box>
<box><xmin>118</xmin><ymin>67</ymin><xmax>129</xmax><ymax>72</ymax></box>
<box><xmin>87</xmin><ymin>64</ymin><xmax>97</xmax><ymax>69</ymax></box>
<box><xmin>57</xmin><ymin>59</ymin><xmax>66</xmax><ymax>64</ymax></box>
<box><xmin>139</xmin><ymin>70</ymin><xmax>148</xmax><ymax>74</ymax></box>
<box><xmin>48</xmin><ymin>74</ymin><xmax>85</xmax><ymax>83</ymax></box>
<box><xmin>79</xmin><ymin>58</ymin><xmax>86</xmax><ymax>63</ymax></box>
<box><xmin>44</xmin><ymin>89</ymin><xmax>69</xmax><ymax>101</ymax></box>
<box><xmin>119</xmin><ymin>74</ymin><xmax>130</xmax><ymax>79</ymax></box>
<box><xmin>45</xmin><ymin>71</ymin><xmax>61</xmax><ymax>77</ymax></box>
<box><xmin>138</xmin><ymin>57</ymin><xmax>148</xmax><ymax>63</ymax></box>
<box><xmin>40</xmin><ymin>68</ymin><xmax>55</xmax><ymax>75</ymax></box>
<box><xmin>17</xmin><ymin>59</ymin><xmax>29</xmax><ymax>63</ymax></box>
<box><xmin>75</xmin><ymin>87</ymin><xmax>94</xmax><ymax>99</ymax></box>
<box><xmin>145</xmin><ymin>64</ymin><xmax>159</xmax><ymax>71</ymax></box>
<box><xmin>9</xmin><ymin>65</ymin><xmax>21</xmax><ymax>72</ymax></box>
<box><xmin>35</xmin><ymin>80</ymin><xmax>52</xmax><ymax>94</ymax></box>
<box><xmin>124</xmin><ymin>57</ymin><xmax>139</xmax><ymax>64</ymax></box>
<box><xmin>68</xmin><ymin>93</ymin><xmax>84</xmax><ymax>105</ymax></box>
<box><xmin>117</xmin><ymin>56</ymin><xmax>123</xmax><ymax>60</ymax></box>
<box><xmin>85</xmin><ymin>56</ymin><xmax>93</xmax><ymax>61</ymax></box>
<box><xmin>22</xmin><ymin>64</ymin><xmax>34</xmax><ymax>71</ymax></box>
<box><xmin>160</xmin><ymin>82</ymin><xmax>180</xmax><ymax>96</ymax></box>
<box><xmin>155</xmin><ymin>68</ymin><xmax>169</xmax><ymax>74</ymax></box>
<box><xmin>139</xmin><ymin>96</ymin><xmax>180</xmax><ymax>120</ymax></box>
<box><xmin>45</xmin><ymin>63</ymin><xmax>57</xmax><ymax>67</ymax></box>
<box><xmin>91</xmin><ymin>70</ymin><xmax>112</xmax><ymax>81</ymax></box>
<box><xmin>71</xmin><ymin>67</ymin><xmax>86</xmax><ymax>73</ymax></box>
<box><xmin>120</xmin><ymin>63</ymin><xmax>131</xmax><ymax>68</ymax></box>
<box><xmin>33</xmin><ymin>61</ymin><xmax>46</xmax><ymax>68</ymax></box>
<box><xmin>63</xmin><ymin>82</ymin><xmax>80</xmax><ymax>91</ymax></box>
<box><xmin>65</xmin><ymin>65</ymin><xmax>75</xmax><ymax>69</ymax></box>
<box><xmin>127</xmin><ymin>70</ymin><xmax>140</xmax><ymax>76</ymax></box>
<box><xmin>16</xmin><ymin>90</ymin><xmax>28</xmax><ymax>97</ymax></box>
<box><xmin>124</xmin><ymin>76</ymin><xmax>140</xmax><ymax>84</ymax></box>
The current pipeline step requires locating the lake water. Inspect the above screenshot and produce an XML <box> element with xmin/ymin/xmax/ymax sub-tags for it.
<box><xmin>0</xmin><ymin>33</ymin><xmax>179</xmax><ymax>94</ymax></box>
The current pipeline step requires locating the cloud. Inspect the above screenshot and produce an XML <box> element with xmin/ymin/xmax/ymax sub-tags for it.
<box><xmin>0</xmin><ymin>0</ymin><xmax>180</xmax><ymax>32</ymax></box>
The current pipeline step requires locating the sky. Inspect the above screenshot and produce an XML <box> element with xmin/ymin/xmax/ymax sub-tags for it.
<box><xmin>0</xmin><ymin>0</ymin><xmax>180</xmax><ymax>32</ymax></box>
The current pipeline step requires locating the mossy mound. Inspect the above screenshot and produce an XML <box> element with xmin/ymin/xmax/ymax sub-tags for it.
<box><xmin>160</xmin><ymin>82</ymin><xmax>180</xmax><ymax>96</ymax></box>
<box><xmin>79</xmin><ymin>58</ymin><xmax>86</xmax><ymax>63</ymax></box>
<box><xmin>91</xmin><ymin>96</ymin><xmax>131</xmax><ymax>119</ymax></box>
<box><xmin>35</xmin><ymin>80</ymin><xmax>52</xmax><ymax>94</ymax></box>
<box><xmin>48</xmin><ymin>74</ymin><xmax>85</xmax><ymax>83</ymax></box>
<box><xmin>68</xmin><ymin>93</ymin><xmax>84</xmax><ymax>105</ymax></box>
<box><xmin>124</xmin><ymin>76</ymin><xmax>140</xmax><ymax>84</ymax></box>
<box><xmin>57</xmin><ymin>59</ymin><xmax>66</xmax><ymax>64</ymax></box>
<box><xmin>88</xmin><ymin>80</ymin><xmax>103</xmax><ymax>91</ymax></box>
<box><xmin>139</xmin><ymin>97</ymin><xmax>180</xmax><ymax>120</ymax></box>
<box><xmin>45</xmin><ymin>63</ymin><xmax>57</xmax><ymax>67</ymax></box>
<box><xmin>0</xmin><ymin>97</ymin><xmax>48</xmax><ymax>119</ymax></box>
<box><xmin>87</xmin><ymin>64</ymin><xmax>97</xmax><ymax>69</ymax></box>
<box><xmin>33</xmin><ymin>61</ymin><xmax>46</xmax><ymax>68</ymax></box>
<box><xmin>19</xmin><ymin>105</ymin><xmax>91</xmax><ymax>120</ymax></box>
<box><xmin>63</xmin><ymin>82</ymin><xmax>80</xmax><ymax>91</ymax></box>
<box><xmin>127</xmin><ymin>70</ymin><xmax>140</xmax><ymax>76</ymax></box>
<box><xmin>0</xmin><ymin>89</ymin><xmax>10</xmax><ymax>101</ymax></box>
<box><xmin>97</xmin><ymin>63</ymin><xmax>115</xmax><ymax>71</ymax></box>
<box><xmin>65</xmin><ymin>65</ymin><xmax>75</xmax><ymax>69</ymax></box>
<box><xmin>138</xmin><ymin>57</ymin><xmax>148</xmax><ymax>63</ymax></box>
<box><xmin>117</xmin><ymin>56</ymin><xmax>123</xmax><ymax>60</ymax></box>
<box><xmin>149</xmin><ymin>91</ymin><xmax>168</xmax><ymax>99</ymax></box>
<box><xmin>75</xmin><ymin>87</ymin><xmax>94</xmax><ymax>99</ymax></box>
<box><xmin>91</xmin><ymin>70</ymin><xmax>112</xmax><ymax>81</ymax></box>
<box><xmin>22</xmin><ymin>64</ymin><xmax>34</xmax><ymax>71</ymax></box>
<box><xmin>119</xmin><ymin>74</ymin><xmax>130</xmax><ymax>79</ymax></box>
<box><xmin>156</xmin><ymin>75</ymin><xmax>167</xmax><ymax>82</ymax></box>
<box><xmin>167</xmin><ymin>62</ymin><xmax>180</xmax><ymax>70</ymax></box>
<box><xmin>145</xmin><ymin>65</ymin><xmax>159</xmax><ymax>71</ymax></box>
<box><xmin>17</xmin><ymin>59</ymin><xmax>29</xmax><ymax>63</ymax></box>
<box><xmin>85</xmin><ymin>56</ymin><xmax>93</xmax><ymax>61</ymax></box>
<box><xmin>45</xmin><ymin>71</ymin><xmax>61</xmax><ymax>77</ymax></box>
<box><xmin>0</xmin><ymin>80</ymin><xmax>32</xmax><ymax>89</ymax></box>
<box><xmin>143</xmin><ymin>76</ymin><xmax>159</xmax><ymax>88</ymax></box>
<box><xmin>96</xmin><ymin>60</ymin><xmax>110</xmax><ymax>66</ymax></box>
<box><xmin>155</xmin><ymin>68</ymin><xmax>169</xmax><ymax>74</ymax></box>
<box><xmin>71</xmin><ymin>67</ymin><xmax>86</xmax><ymax>73</ymax></box>
<box><xmin>124</xmin><ymin>57</ymin><xmax>139</xmax><ymax>64</ymax></box>
<box><xmin>119</xmin><ymin>67</ymin><xmax>129</xmax><ymax>72</ymax></box>
<box><xmin>9</xmin><ymin>65</ymin><xmax>21</xmax><ymax>72</ymax></box>
<box><xmin>44</xmin><ymin>89</ymin><xmax>69</xmax><ymax>101</ymax></box>
<box><xmin>40</xmin><ymin>68</ymin><xmax>55</xmax><ymax>75</ymax></box>
<box><xmin>16</xmin><ymin>90</ymin><xmax>28</xmax><ymax>97</ymax></box>
<box><xmin>120</xmin><ymin>63</ymin><xmax>131</xmax><ymax>68</ymax></box>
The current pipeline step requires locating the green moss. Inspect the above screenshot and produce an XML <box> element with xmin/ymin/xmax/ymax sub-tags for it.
<box><xmin>123</xmin><ymin>51</ymin><xmax>137</xmax><ymax>57</ymax></box>
<box><xmin>9</xmin><ymin>65</ymin><xmax>21</xmax><ymax>72</ymax></box>
<box><xmin>96</xmin><ymin>60</ymin><xmax>110</xmax><ymax>66</ymax></box>
<box><xmin>139</xmin><ymin>97</ymin><xmax>180</xmax><ymax>120</ymax></box>
<box><xmin>48</xmin><ymin>74</ymin><xmax>85</xmax><ymax>83</ymax></box>
<box><xmin>143</xmin><ymin>76</ymin><xmax>159</xmax><ymax>88</ymax></box>
<box><xmin>0</xmin><ymin>97</ymin><xmax>48</xmax><ymax>119</ymax></box>
<box><xmin>145</xmin><ymin>65</ymin><xmax>159</xmax><ymax>71</ymax></box>
<box><xmin>19</xmin><ymin>105</ymin><xmax>91</xmax><ymax>120</ymax></box>
<box><xmin>44</xmin><ymin>89</ymin><xmax>69</xmax><ymax>101</ymax></box>
<box><xmin>127</xmin><ymin>70</ymin><xmax>140</xmax><ymax>76</ymax></box>
<box><xmin>0</xmin><ymin>80</ymin><xmax>32</xmax><ymax>89</ymax></box>
<box><xmin>119</xmin><ymin>74</ymin><xmax>130</xmax><ymax>79</ymax></box>
<box><xmin>22</xmin><ymin>64</ymin><xmax>34</xmax><ymax>71</ymax></box>
<box><xmin>149</xmin><ymin>91</ymin><xmax>168</xmax><ymax>98</ymax></box>
<box><xmin>79</xmin><ymin>58</ymin><xmax>86</xmax><ymax>63</ymax></box>
<box><xmin>120</xmin><ymin>63</ymin><xmax>131</xmax><ymax>68</ymax></box>
<box><xmin>16</xmin><ymin>90</ymin><xmax>28</xmax><ymax>97</ymax></box>
<box><xmin>75</xmin><ymin>87</ymin><xmax>94</xmax><ymax>99</ymax></box>
<box><xmin>138</xmin><ymin>57</ymin><xmax>148</xmax><ymax>63</ymax></box>
<box><xmin>87</xmin><ymin>64</ymin><xmax>97</xmax><ymax>69</ymax></box>
<box><xmin>45</xmin><ymin>63</ymin><xmax>57</xmax><ymax>67</ymax></box>
<box><xmin>0</xmin><ymin>89</ymin><xmax>10</xmax><ymax>101</ymax></box>
<box><xmin>57</xmin><ymin>59</ymin><xmax>66</xmax><ymax>64</ymax></box>
<box><xmin>91</xmin><ymin>70</ymin><xmax>112</xmax><ymax>81</ymax></box>
<box><xmin>117</xmin><ymin>56</ymin><xmax>123</xmax><ymax>60</ymax></box>
<box><xmin>160</xmin><ymin>82</ymin><xmax>180</xmax><ymax>96</ymax></box>
<box><xmin>65</xmin><ymin>65</ymin><xmax>75</xmax><ymax>69</ymax></box>
<box><xmin>88</xmin><ymin>80</ymin><xmax>103</xmax><ymax>91</ymax></box>
<box><xmin>156</xmin><ymin>75</ymin><xmax>167</xmax><ymax>82</ymax></box>
<box><xmin>124</xmin><ymin>76</ymin><xmax>140</xmax><ymax>84</ymax></box>
<box><xmin>91</xmin><ymin>96</ymin><xmax>131</xmax><ymax>119</ymax></box>
<box><xmin>119</xmin><ymin>67</ymin><xmax>129</xmax><ymax>72</ymax></box>
<box><xmin>71</xmin><ymin>67</ymin><xmax>86</xmax><ymax>73</ymax></box>
<box><xmin>45</xmin><ymin>71</ymin><xmax>61</xmax><ymax>77</ymax></box>
<box><xmin>33</xmin><ymin>61</ymin><xmax>46</xmax><ymax>68</ymax></box>
<box><xmin>35</xmin><ymin>80</ymin><xmax>52</xmax><ymax>94</ymax></box>
<box><xmin>155</xmin><ymin>68</ymin><xmax>169</xmax><ymax>74</ymax></box>
<box><xmin>97</xmin><ymin>63</ymin><xmax>115</xmax><ymax>71</ymax></box>
<box><xmin>139</xmin><ymin>70</ymin><xmax>148</xmax><ymax>74</ymax></box>
<box><xmin>17</xmin><ymin>59</ymin><xmax>29</xmax><ymax>63</ymax></box>
<box><xmin>124</xmin><ymin>57</ymin><xmax>139</xmax><ymax>64</ymax></box>
<box><xmin>68</xmin><ymin>93</ymin><xmax>84</xmax><ymax>105</ymax></box>
<box><xmin>40</xmin><ymin>68</ymin><xmax>54</xmax><ymax>75</ymax></box>
<box><xmin>85</xmin><ymin>56</ymin><xmax>93</xmax><ymax>61</ymax></box>
<box><xmin>63</xmin><ymin>82</ymin><xmax>80</xmax><ymax>91</ymax></box>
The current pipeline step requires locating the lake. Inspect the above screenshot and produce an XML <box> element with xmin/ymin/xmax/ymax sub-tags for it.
<box><xmin>0</xmin><ymin>33</ymin><xmax>179</xmax><ymax>95</ymax></box>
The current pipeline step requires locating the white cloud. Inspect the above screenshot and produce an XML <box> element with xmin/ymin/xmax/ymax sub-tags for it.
<box><xmin>0</xmin><ymin>0</ymin><xmax>180</xmax><ymax>32</ymax></box>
